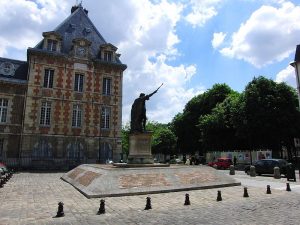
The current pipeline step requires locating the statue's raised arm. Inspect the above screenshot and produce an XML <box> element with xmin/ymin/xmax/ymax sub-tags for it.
<box><xmin>130</xmin><ymin>83</ymin><xmax>163</xmax><ymax>133</ymax></box>
<box><xmin>146</xmin><ymin>83</ymin><xmax>163</xmax><ymax>99</ymax></box>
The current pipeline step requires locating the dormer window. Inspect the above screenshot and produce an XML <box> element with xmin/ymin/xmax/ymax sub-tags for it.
<box><xmin>100</xmin><ymin>43</ymin><xmax>117</xmax><ymax>62</ymax></box>
<box><xmin>47</xmin><ymin>40</ymin><xmax>57</xmax><ymax>51</ymax></box>
<box><xmin>42</xmin><ymin>31</ymin><xmax>62</xmax><ymax>53</ymax></box>
<box><xmin>104</xmin><ymin>51</ymin><xmax>112</xmax><ymax>62</ymax></box>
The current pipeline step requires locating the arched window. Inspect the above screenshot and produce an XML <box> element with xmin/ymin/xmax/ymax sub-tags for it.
<box><xmin>32</xmin><ymin>139</ymin><xmax>52</xmax><ymax>159</ymax></box>
<box><xmin>99</xmin><ymin>142</ymin><xmax>112</xmax><ymax>163</ymax></box>
<box><xmin>67</xmin><ymin>141</ymin><xmax>84</xmax><ymax>159</ymax></box>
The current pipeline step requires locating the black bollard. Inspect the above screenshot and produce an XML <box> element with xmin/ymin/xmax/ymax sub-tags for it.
<box><xmin>56</xmin><ymin>202</ymin><xmax>64</xmax><ymax>217</ymax></box>
<box><xmin>97</xmin><ymin>199</ymin><xmax>105</xmax><ymax>214</ymax></box>
<box><xmin>243</xmin><ymin>187</ymin><xmax>249</xmax><ymax>198</ymax></box>
<box><xmin>184</xmin><ymin>193</ymin><xmax>190</xmax><ymax>205</ymax></box>
<box><xmin>286</xmin><ymin>183</ymin><xmax>291</xmax><ymax>192</ymax></box>
<box><xmin>0</xmin><ymin>179</ymin><xmax>3</xmax><ymax>188</ymax></box>
<box><xmin>144</xmin><ymin>197</ymin><xmax>152</xmax><ymax>210</ymax></box>
<box><xmin>266</xmin><ymin>185</ymin><xmax>271</xmax><ymax>194</ymax></box>
<box><xmin>216</xmin><ymin>190</ymin><xmax>222</xmax><ymax>201</ymax></box>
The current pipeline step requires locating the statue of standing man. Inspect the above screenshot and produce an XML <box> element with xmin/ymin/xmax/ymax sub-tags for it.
<box><xmin>130</xmin><ymin>84</ymin><xmax>163</xmax><ymax>133</ymax></box>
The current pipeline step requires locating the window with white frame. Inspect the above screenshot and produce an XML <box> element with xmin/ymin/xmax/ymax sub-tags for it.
<box><xmin>43</xmin><ymin>69</ymin><xmax>54</xmax><ymax>88</ymax></box>
<box><xmin>74</xmin><ymin>73</ymin><xmax>84</xmax><ymax>92</ymax></box>
<box><xmin>0</xmin><ymin>99</ymin><xmax>8</xmax><ymax>123</ymax></box>
<box><xmin>101</xmin><ymin>107</ymin><xmax>110</xmax><ymax>129</ymax></box>
<box><xmin>72</xmin><ymin>104</ymin><xmax>82</xmax><ymax>127</ymax></box>
<box><xmin>102</xmin><ymin>77</ymin><xmax>111</xmax><ymax>95</ymax></box>
<box><xmin>0</xmin><ymin>139</ymin><xmax>3</xmax><ymax>158</ymax></box>
<box><xmin>40</xmin><ymin>101</ymin><xmax>51</xmax><ymax>126</ymax></box>
<box><xmin>47</xmin><ymin>39</ymin><xmax>57</xmax><ymax>51</ymax></box>
<box><xmin>104</xmin><ymin>51</ymin><xmax>112</xmax><ymax>61</ymax></box>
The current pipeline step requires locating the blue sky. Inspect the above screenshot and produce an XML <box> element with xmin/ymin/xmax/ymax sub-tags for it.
<box><xmin>0</xmin><ymin>0</ymin><xmax>299</xmax><ymax>124</ymax></box>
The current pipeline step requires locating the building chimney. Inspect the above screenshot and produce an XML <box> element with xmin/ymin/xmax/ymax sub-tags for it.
<box><xmin>71</xmin><ymin>5</ymin><xmax>79</xmax><ymax>14</ymax></box>
<box><xmin>70</xmin><ymin>4</ymin><xmax>88</xmax><ymax>15</ymax></box>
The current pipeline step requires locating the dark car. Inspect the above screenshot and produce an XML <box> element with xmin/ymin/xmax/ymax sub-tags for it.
<box><xmin>245</xmin><ymin>159</ymin><xmax>289</xmax><ymax>176</ymax></box>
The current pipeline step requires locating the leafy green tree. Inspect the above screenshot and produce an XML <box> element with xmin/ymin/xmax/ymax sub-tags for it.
<box><xmin>241</xmin><ymin>77</ymin><xmax>300</xmax><ymax>156</ymax></box>
<box><xmin>146</xmin><ymin>121</ymin><xmax>177</xmax><ymax>155</ymax></box>
<box><xmin>121</xmin><ymin>124</ymin><xmax>130</xmax><ymax>156</ymax></box>
<box><xmin>198</xmin><ymin>92</ymin><xmax>243</xmax><ymax>151</ymax></box>
<box><xmin>172</xmin><ymin>84</ymin><xmax>235</xmax><ymax>154</ymax></box>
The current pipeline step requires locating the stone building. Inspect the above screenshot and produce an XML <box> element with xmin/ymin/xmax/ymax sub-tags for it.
<box><xmin>0</xmin><ymin>4</ymin><xmax>126</xmax><ymax>169</ymax></box>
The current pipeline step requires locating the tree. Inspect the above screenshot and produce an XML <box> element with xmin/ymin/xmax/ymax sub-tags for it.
<box><xmin>121</xmin><ymin>124</ymin><xmax>130</xmax><ymax>156</ymax></box>
<box><xmin>198</xmin><ymin>92</ymin><xmax>244</xmax><ymax>151</ymax></box>
<box><xmin>172</xmin><ymin>83</ymin><xmax>235</xmax><ymax>154</ymax></box>
<box><xmin>146</xmin><ymin>121</ymin><xmax>177</xmax><ymax>155</ymax></box>
<box><xmin>241</xmin><ymin>77</ymin><xmax>300</xmax><ymax>156</ymax></box>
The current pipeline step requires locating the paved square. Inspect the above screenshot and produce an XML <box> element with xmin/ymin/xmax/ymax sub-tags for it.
<box><xmin>1</xmin><ymin>170</ymin><xmax>300</xmax><ymax>225</ymax></box>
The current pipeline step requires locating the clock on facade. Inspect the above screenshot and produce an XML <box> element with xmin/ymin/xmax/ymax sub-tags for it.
<box><xmin>76</xmin><ymin>46</ymin><xmax>86</xmax><ymax>57</ymax></box>
<box><xmin>0</xmin><ymin>62</ymin><xmax>16</xmax><ymax>76</ymax></box>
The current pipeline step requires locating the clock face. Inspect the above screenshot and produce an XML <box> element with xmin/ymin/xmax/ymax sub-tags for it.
<box><xmin>76</xmin><ymin>47</ymin><xmax>86</xmax><ymax>57</ymax></box>
<box><xmin>0</xmin><ymin>62</ymin><xmax>15</xmax><ymax>76</ymax></box>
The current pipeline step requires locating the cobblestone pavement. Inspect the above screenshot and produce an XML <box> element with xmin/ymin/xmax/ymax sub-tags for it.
<box><xmin>1</xmin><ymin>171</ymin><xmax>300</xmax><ymax>225</ymax></box>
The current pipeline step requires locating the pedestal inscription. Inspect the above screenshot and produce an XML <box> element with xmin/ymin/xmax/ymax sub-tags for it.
<box><xmin>127</xmin><ymin>132</ymin><xmax>154</xmax><ymax>164</ymax></box>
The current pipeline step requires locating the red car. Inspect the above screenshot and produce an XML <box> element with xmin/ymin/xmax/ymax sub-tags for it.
<box><xmin>208</xmin><ymin>158</ymin><xmax>233</xmax><ymax>169</ymax></box>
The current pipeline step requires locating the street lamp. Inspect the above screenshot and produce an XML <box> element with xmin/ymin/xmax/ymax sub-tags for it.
<box><xmin>290</xmin><ymin>44</ymin><xmax>300</xmax><ymax>108</ymax></box>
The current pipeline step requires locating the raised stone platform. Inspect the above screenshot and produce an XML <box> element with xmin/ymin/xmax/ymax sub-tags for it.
<box><xmin>61</xmin><ymin>164</ymin><xmax>241</xmax><ymax>198</ymax></box>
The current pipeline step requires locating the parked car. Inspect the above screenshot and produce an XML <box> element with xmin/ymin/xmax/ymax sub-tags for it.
<box><xmin>244</xmin><ymin>159</ymin><xmax>289</xmax><ymax>176</ymax></box>
<box><xmin>207</xmin><ymin>158</ymin><xmax>233</xmax><ymax>169</ymax></box>
<box><xmin>0</xmin><ymin>162</ymin><xmax>8</xmax><ymax>175</ymax></box>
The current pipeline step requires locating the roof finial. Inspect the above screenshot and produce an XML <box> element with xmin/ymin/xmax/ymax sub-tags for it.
<box><xmin>71</xmin><ymin>0</ymin><xmax>88</xmax><ymax>15</ymax></box>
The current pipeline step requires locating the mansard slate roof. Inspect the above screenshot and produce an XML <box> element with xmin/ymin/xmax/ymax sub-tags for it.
<box><xmin>0</xmin><ymin>57</ymin><xmax>28</xmax><ymax>83</ymax></box>
<box><xmin>33</xmin><ymin>5</ymin><xmax>124</xmax><ymax>65</ymax></box>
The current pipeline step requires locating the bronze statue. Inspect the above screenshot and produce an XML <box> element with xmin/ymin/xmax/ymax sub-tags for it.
<box><xmin>130</xmin><ymin>84</ymin><xmax>163</xmax><ymax>133</ymax></box>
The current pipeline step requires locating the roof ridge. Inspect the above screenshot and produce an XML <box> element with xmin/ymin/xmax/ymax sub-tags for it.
<box><xmin>53</xmin><ymin>7</ymin><xmax>106</xmax><ymax>44</ymax></box>
<box><xmin>0</xmin><ymin>57</ymin><xmax>27</xmax><ymax>64</ymax></box>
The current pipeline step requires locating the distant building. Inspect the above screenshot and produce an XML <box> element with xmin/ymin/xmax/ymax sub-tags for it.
<box><xmin>0</xmin><ymin>4</ymin><xmax>126</xmax><ymax>169</ymax></box>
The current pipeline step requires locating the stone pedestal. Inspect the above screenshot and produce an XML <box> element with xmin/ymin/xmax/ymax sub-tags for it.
<box><xmin>127</xmin><ymin>132</ymin><xmax>154</xmax><ymax>164</ymax></box>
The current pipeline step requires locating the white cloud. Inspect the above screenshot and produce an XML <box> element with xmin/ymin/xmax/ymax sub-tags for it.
<box><xmin>212</xmin><ymin>32</ymin><xmax>226</xmax><ymax>49</ymax></box>
<box><xmin>220</xmin><ymin>1</ymin><xmax>300</xmax><ymax>67</ymax></box>
<box><xmin>275</xmin><ymin>65</ymin><xmax>296</xmax><ymax>88</ymax></box>
<box><xmin>0</xmin><ymin>0</ymin><xmax>69</xmax><ymax>59</ymax></box>
<box><xmin>124</xmin><ymin>55</ymin><xmax>204</xmax><ymax>123</ymax></box>
<box><xmin>185</xmin><ymin>0</ymin><xmax>222</xmax><ymax>27</ymax></box>
<box><xmin>88</xmin><ymin>0</ymin><xmax>204</xmax><ymax>124</ymax></box>
<box><xmin>0</xmin><ymin>0</ymin><xmax>203</xmax><ymax>124</ymax></box>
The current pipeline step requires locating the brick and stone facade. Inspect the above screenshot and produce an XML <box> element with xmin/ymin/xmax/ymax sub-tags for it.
<box><xmin>0</xmin><ymin>4</ymin><xmax>126</xmax><ymax>169</ymax></box>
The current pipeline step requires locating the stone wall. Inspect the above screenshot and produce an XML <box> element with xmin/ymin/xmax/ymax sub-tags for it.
<box><xmin>0</xmin><ymin>82</ymin><xmax>26</xmax><ymax>166</ymax></box>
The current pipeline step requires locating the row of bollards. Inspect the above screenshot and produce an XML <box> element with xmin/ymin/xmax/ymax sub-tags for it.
<box><xmin>54</xmin><ymin>183</ymin><xmax>293</xmax><ymax>217</ymax></box>
<box><xmin>230</xmin><ymin>164</ymin><xmax>297</xmax><ymax>182</ymax></box>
